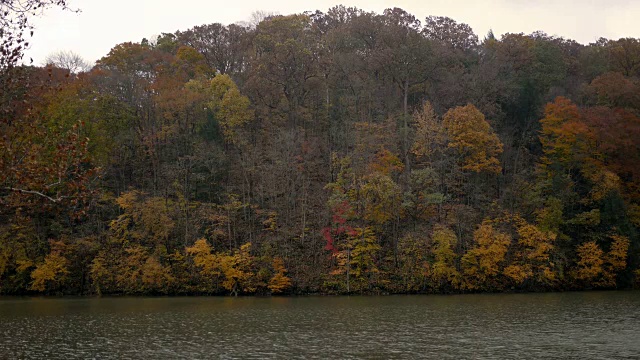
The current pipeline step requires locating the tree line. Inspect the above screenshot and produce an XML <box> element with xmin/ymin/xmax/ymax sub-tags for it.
<box><xmin>2</xmin><ymin>5</ymin><xmax>640</xmax><ymax>295</ymax></box>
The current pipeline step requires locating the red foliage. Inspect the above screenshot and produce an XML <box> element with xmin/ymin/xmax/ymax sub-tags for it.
<box><xmin>323</xmin><ymin>201</ymin><xmax>355</xmax><ymax>253</ymax></box>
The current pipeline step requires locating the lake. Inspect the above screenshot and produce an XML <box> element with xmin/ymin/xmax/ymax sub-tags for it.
<box><xmin>1</xmin><ymin>292</ymin><xmax>639</xmax><ymax>359</ymax></box>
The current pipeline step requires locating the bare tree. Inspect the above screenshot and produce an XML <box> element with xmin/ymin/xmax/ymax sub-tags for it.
<box><xmin>248</xmin><ymin>10</ymin><xmax>279</xmax><ymax>28</ymax></box>
<box><xmin>44</xmin><ymin>50</ymin><xmax>92</xmax><ymax>73</ymax></box>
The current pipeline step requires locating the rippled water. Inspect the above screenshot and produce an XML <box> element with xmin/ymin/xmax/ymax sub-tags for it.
<box><xmin>1</xmin><ymin>292</ymin><xmax>639</xmax><ymax>359</ymax></box>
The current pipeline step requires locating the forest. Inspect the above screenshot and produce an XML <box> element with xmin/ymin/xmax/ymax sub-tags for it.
<box><xmin>1</xmin><ymin>5</ymin><xmax>640</xmax><ymax>295</ymax></box>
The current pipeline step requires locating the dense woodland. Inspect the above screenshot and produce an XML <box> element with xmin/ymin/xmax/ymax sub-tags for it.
<box><xmin>2</xmin><ymin>5</ymin><xmax>640</xmax><ymax>295</ymax></box>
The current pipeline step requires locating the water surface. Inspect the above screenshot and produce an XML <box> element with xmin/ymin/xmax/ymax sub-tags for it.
<box><xmin>1</xmin><ymin>291</ymin><xmax>639</xmax><ymax>359</ymax></box>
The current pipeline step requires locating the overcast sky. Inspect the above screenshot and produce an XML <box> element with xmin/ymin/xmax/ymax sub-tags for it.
<box><xmin>24</xmin><ymin>0</ymin><xmax>640</xmax><ymax>66</ymax></box>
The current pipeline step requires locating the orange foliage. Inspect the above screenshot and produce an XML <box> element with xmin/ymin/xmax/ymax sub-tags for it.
<box><xmin>268</xmin><ymin>257</ymin><xmax>292</xmax><ymax>294</ymax></box>
<box><xmin>539</xmin><ymin>97</ymin><xmax>594</xmax><ymax>173</ymax></box>
<box><xmin>368</xmin><ymin>148</ymin><xmax>404</xmax><ymax>176</ymax></box>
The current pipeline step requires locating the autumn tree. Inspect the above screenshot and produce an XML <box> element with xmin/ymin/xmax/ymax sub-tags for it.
<box><xmin>443</xmin><ymin>104</ymin><xmax>503</xmax><ymax>174</ymax></box>
<box><xmin>2</xmin><ymin>6</ymin><xmax>640</xmax><ymax>296</ymax></box>
<box><xmin>428</xmin><ymin>225</ymin><xmax>460</xmax><ymax>291</ymax></box>
<box><xmin>502</xmin><ymin>215</ymin><xmax>558</xmax><ymax>288</ymax></box>
<box><xmin>268</xmin><ymin>257</ymin><xmax>292</xmax><ymax>294</ymax></box>
<box><xmin>573</xmin><ymin>234</ymin><xmax>630</xmax><ymax>289</ymax></box>
<box><xmin>30</xmin><ymin>240</ymin><xmax>69</xmax><ymax>293</ymax></box>
<box><xmin>461</xmin><ymin>221</ymin><xmax>510</xmax><ymax>291</ymax></box>
<box><xmin>190</xmin><ymin>74</ymin><xmax>253</xmax><ymax>146</ymax></box>
<box><xmin>411</xmin><ymin>101</ymin><xmax>447</xmax><ymax>166</ymax></box>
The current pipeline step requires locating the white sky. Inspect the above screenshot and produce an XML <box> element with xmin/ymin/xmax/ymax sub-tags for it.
<box><xmin>23</xmin><ymin>0</ymin><xmax>640</xmax><ymax>66</ymax></box>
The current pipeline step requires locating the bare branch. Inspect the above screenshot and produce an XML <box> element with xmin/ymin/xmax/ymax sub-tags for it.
<box><xmin>3</xmin><ymin>187</ymin><xmax>66</xmax><ymax>202</ymax></box>
<box><xmin>44</xmin><ymin>50</ymin><xmax>93</xmax><ymax>73</ymax></box>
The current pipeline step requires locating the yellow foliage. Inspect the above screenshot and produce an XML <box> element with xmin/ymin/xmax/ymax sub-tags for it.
<box><xmin>207</xmin><ymin>74</ymin><xmax>254</xmax><ymax>145</ymax></box>
<box><xmin>114</xmin><ymin>246</ymin><xmax>147</xmax><ymax>292</ymax></box>
<box><xmin>504</xmin><ymin>216</ymin><xmax>557</xmax><ymax>287</ymax></box>
<box><xmin>503</xmin><ymin>265</ymin><xmax>531</xmax><ymax>285</ymax></box>
<box><xmin>30</xmin><ymin>242</ymin><xmax>69</xmax><ymax>292</ymax></box>
<box><xmin>517</xmin><ymin>223</ymin><xmax>556</xmax><ymax>263</ymax></box>
<box><xmin>601</xmin><ymin>234</ymin><xmax>630</xmax><ymax>287</ymax></box>
<box><xmin>262</xmin><ymin>211</ymin><xmax>278</xmax><ymax>232</ymax></box>
<box><xmin>539</xmin><ymin>97</ymin><xmax>601</xmax><ymax>187</ymax></box>
<box><xmin>186</xmin><ymin>238</ymin><xmax>220</xmax><ymax>279</ymax></box>
<box><xmin>412</xmin><ymin>101</ymin><xmax>446</xmax><ymax>165</ymax></box>
<box><xmin>187</xmin><ymin>239</ymin><xmax>256</xmax><ymax>295</ymax></box>
<box><xmin>430</xmin><ymin>225</ymin><xmax>460</xmax><ymax>289</ymax></box>
<box><xmin>141</xmin><ymin>256</ymin><xmax>175</xmax><ymax>293</ymax></box>
<box><xmin>627</xmin><ymin>204</ymin><xmax>640</xmax><ymax>227</ymax></box>
<box><xmin>539</xmin><ymin>97</ymin><xmax>584</xmax><ymax>168</ymax></box>
<box><xmin>586</xmin><ymin>168</ymin><xmax>621</xmax><ymax>203</ymax></box>
<box><xmin>218</xmin><ymin>243</ymin><xmax>256</xmax><ymax>295</ymax></box>
<box><xmin>569</xmin><ymin>209</ymin><xmax>601</xmax><ymax>226</ymax></box>
<box><xmin>574</xmin><ymin>235</ymin><xmax>630</xmax><ymax>288</ymax></box>
<box><xmin>112</xmin><ymin>191</ymin><xmax>175</xmax><ymax>245</ymax></box>
<box><xmin>608</xmin><ymin>235</ymin><xmax>630</xmax><ymax>271</ymax></box>
<box><xmin>90</xmin><ymin>253</ymin><xmax>111</xmax><ymax>295</ymax></box>
<box><xmin>442</xmin><ymin>104</ymin><xmax>503</xmax><ymax>174</ymax></box>
<box><xmin>574</xmin><ymin>241</ymin><xmax>604</xmax><ymax>284</ymax></box>
<box><xmin>395</xmin><ymin>233</ymin><xmax>430</xmax><ymax>292</ymax></box>
<box><xmin>268</xmin><ymin>257</ymin><xmax>292</xmax><ymax>294</ymax></box>
<box><xmin>461</xmin><ymin>221</ymin><xmax>510</xmax><ymax>290</ymax></box>
<box><xmin>327</xmin><ymin>227</ymin><xmax>381</xmax><ymax>292</ymax></box>
<box><xmin>535</xmin><ymin>197</ymin><xmax>563</xmax><ymax>233</ymax></box>
<box><xmin>360</xmin><ymin>173</ymin><xmax>402</xmax><ymax>225</ymax></box>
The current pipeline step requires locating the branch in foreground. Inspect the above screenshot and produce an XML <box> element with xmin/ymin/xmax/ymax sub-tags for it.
<box><xmin>3</xmin><ymin>187</ymin><xmax>67</xmax><ymax>203</ymax></box>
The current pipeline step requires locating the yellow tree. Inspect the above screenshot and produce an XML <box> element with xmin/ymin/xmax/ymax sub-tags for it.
<box><xmin>601</xmin><ymin>234</ymin><xmax>630</xmax><ymax>287</ymax></box>
<box><xmin>140</xmin><ymin>255</ymin><xmax>175</xmax><ymax>294</ymax></box>
<box><xmin>30</xmin><ymin>240</ymin><xmax>69</xmax><ymax>292</ymax></box>
<box><xmin>268</xmin><ymin>257</ymin><xmax>292</xmax><ymax>294</ymax></box>
<box><xmin>348</xmin><ymin>227</ymin><xmax>382</xmax><ymax>292</ymax></box>
<box><xmin>428</xmin><ymin>225</ymin><xmax>460</xmax><ymax>291</ymax></box>
<box><xmin>573</xmin><ymin>241</ymin><xmax>604</xmax><ymax>286</ymax></box>
<box><xmin>503</xmin><ymin>215</ymin><xmax>557</xmax><ymax>287</ymax></box>
<box><xmin>185</xmin><ymin>238</ymin><xmax>221</xmax><ymax>293</ymax></box>
<box><xmin>111</xmin><ymin>191</ymin><xmax>175</xmax><ymax>247</ymax></box>
<box><xmin>461</xmin><ymin>221</ymin><xmax>510</xmax><ymax>290</ymax></box>
<box><xmin>217</xmin><ymin>243</ymin><xmax>256</xmax><ymax>296</ymax></box>
<box><xmin>573</xmin><ymin>235</ymin><xmax>630</xmax><ymax>288</ymax></box>
<box><xmin>188</xmin><ymin>74</ymin><xmax>254</xmax><ymax>146</ymax></box>
<box><xmin>111</xmin><ymin>245</ymin><xmax>174</xmax><ymax>294</ymax></box>
<box><xmin>411</xmin><ymin>101</ymin><xmax>447</xmax><ymax>166</ymax></box>
<box><xmin>442</xmin><ymin>104</ymin><xmax>503</xmax><ymax>174</ymax></box>
<box><xmin>187</xmin><ymin>239</ymin><xmax>257</xmax><ymax>295</ymax></box>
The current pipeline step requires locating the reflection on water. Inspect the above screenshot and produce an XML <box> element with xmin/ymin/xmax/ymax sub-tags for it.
<box><xmin>1</xmin><ymin>292</ymin><xmax>639</xmax><ymax>359</ymax></box>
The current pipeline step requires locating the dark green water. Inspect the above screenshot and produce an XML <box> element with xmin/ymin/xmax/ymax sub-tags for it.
<box><xmin>1</xmin><ymin>292</ymin><xmax>639</xmax><ymax>359</ymax></box>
